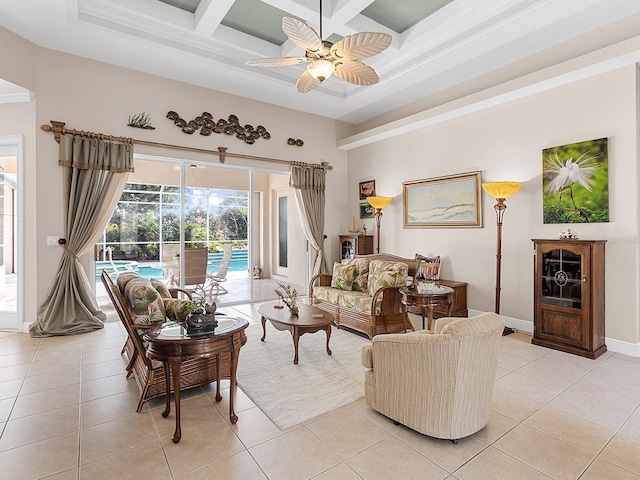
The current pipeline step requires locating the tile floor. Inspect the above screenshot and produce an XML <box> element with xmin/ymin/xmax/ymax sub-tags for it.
<box><xmin>1</xmin><ymin>307</ymin><xmax>640</xmax><ymax>480</ymax></box>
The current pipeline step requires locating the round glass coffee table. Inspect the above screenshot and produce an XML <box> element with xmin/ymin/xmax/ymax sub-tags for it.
<box><xmin>400</xmin><ymin>285</ymin><xmax>455</xmax><ymax>330</ymax></box>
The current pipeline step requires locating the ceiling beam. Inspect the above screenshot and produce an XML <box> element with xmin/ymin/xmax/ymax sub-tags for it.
<box><xmin>194</xmin><ymin>0</ymin><xmax>234</xmax><ymax>36</ymax></box>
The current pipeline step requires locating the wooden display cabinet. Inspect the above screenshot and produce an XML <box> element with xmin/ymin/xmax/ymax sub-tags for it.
<box><xmin>339</xmin><ymin>234</ymin><xmax>374</xmax><ymax>260</ymax></box>
<box><xmin>532</xmin><ymin>239</ymin><xmax>606</xmax><ymax>359</ymax></box>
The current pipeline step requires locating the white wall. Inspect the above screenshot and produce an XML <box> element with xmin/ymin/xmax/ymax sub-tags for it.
<box><xmin>347</xmin><ymin>66</ymin><xmax>639</xmax><ymax>345</ymax></box>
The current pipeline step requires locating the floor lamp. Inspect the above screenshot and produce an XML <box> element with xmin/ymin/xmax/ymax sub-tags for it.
<box><xmin>481</xmin><ymin>181</ymin><xmax>522</xmax><ymax>336</ymax></box>
<box><xmin>366</xmin><ymin>196</ymin><xmax>392</xmax><ymax>253</ymax></box>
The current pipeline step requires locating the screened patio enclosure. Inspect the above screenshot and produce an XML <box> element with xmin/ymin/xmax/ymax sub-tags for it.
<box><xmin>94</xmin><ymin>157</ymin><xmax>306</xmax><ymax>310</ymax></box>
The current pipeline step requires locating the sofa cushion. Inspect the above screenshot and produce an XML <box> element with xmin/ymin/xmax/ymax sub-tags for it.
<box><xmin>341</xmin><ymin>258</ymin><xmax>370</xmax><ymax>292</ymax></box>
<box><xmin>314</xmin><ymin>286</ymin><xmax>373</xmax><ymax>314</ymax></box>
<box><xmin>116</xmin><ymin>271</ymin><xmax>142</xmax><ymax>293</ymax></box>
<box><xmin>164</xmin><ymin>298</ymin><xmax>191</xmax><ymax>323</ymax></box>
<box><xmin>150</xmin><ymin>278</ymin><xmax>171</xmax><ymax>299</ymax></box>
<box><xmin>368</xmin><ymin>260</ymin><xmax>408</xmax><ymax>296</ymax></box>
<box><xmin>123</xmin><ymin>277</ymin><xmax>166</xmax><ymax>325</ymax></box>
<box><xmin>331</xmin><ymin>262</ymin><xmax>357</xmax><ymax>291</ymax></box>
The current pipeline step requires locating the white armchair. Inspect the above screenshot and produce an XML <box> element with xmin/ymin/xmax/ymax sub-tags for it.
<box><xmin>361</xmin><ymin>312</ymin><xmax>504</xmax><ymax>442</ymax></box>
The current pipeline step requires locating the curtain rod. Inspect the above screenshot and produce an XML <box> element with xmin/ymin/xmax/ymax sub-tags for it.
<box><xmin>40</xmin><ymin>121</ymin><xmax>332</xmax><ymax>170</ymax></box>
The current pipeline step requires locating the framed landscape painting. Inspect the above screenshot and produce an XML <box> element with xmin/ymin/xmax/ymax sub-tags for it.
<box><xmin>359</xmin><ymin>180</ymin><xmax>375</xmax><ymax>200</ymax></box>
<box><xmin>542</xmin><ymin>138</ymin><xmax>609</xmax><ymax>224</ymax></box>
<box><xmin>403</xmin><ymin>171</ymin><xmax>482</xmax><ymax>228</ymax></box>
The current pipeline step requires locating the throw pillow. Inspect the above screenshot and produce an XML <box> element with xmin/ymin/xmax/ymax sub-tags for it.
<box><xmin>331</xmin><ymin>262</ymin><xmax>357</xmax><ymax>291</ymax></box>
<box><xmin>150</xmin><ymin>278</ymin><xmax>171</xmax><ymax>299</ymax></box>
<box><xmin>368</xmin><ymin>260</ymin><xmax>408</xmax><ymax>296</ymax></box>
<box><xmin>341</xmin><ymin>258</ymin><xmax>370</xmax><ymax>292</ymax></box>
<box><xmin>116</xmin><ymin>271</ymin><xmax>141</xmax><ymax>293</ymax></box>
<box><xmin>415</xmin><ymin>253</ymin><xmax>441</xmax><ymax>280</ymax></box>
<box><xmin>164</xmin><ymin>298</ymin><xmax>191</xmax><ymax>323</ymax></box>
<box><xmin>123</xmin><ymin>277</ymin><xmax>166</xmax><ymax>325</ymax></box>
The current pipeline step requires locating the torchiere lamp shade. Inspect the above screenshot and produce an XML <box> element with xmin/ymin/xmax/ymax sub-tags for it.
<box><xmin>367</xmin><ymin>196</ymin><xmax>392</xmax><ymax>209</ymax></box>
<box><xmin>482</xmin><ymin>181</ymin><xmax>522</xmax><ymax>200</ymax></box>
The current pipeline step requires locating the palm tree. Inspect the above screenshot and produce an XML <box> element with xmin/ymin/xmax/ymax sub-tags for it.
<box><xmin>543</xmin><ymin>151</ymin><xmax>600</xmax><ymax>209</ymax></box>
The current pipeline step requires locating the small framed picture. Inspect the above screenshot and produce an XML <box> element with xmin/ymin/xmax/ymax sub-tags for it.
<box><xmin>360</xmin><ymin>202</ymin><xmax>374</xmax><ymax>219</ymax></box>
<box><xmin>359</xmin><ymin>180</ymin><xmax>375</xmax><ymax>200</ymax></box>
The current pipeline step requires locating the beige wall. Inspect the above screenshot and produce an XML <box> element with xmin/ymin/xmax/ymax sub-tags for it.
<box><xmin>347</xmin><ymin>66</ymin><xmax>639</xmax><ymax>346</ymax></box>
<box><xmin>0</xmin><ymin>30</ymin><xmax>348</xmax><ymax>330</ymax></box>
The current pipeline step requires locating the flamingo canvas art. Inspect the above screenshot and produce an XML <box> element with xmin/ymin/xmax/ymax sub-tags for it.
<box><xmin>542</xmin><ymin>138</ymin><xmax>609</xmax><ymax>224</ymax></box>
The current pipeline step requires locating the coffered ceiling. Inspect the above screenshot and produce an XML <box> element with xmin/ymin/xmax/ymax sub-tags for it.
<box><xmin>1</xmin><ymin>0</ymin><xmax>640</xmax><ymax>124</ymax></box>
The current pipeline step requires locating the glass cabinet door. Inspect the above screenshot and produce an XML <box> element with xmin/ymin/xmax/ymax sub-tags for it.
<box><xmin>541</xmin><ymin>248</ymin><xmax>582</xmax><ymax>309</ymax></box>
<box><xmin>341</xmin><ymin>239</ymin><xmax>355</xmax><ymax>259</ymax></box>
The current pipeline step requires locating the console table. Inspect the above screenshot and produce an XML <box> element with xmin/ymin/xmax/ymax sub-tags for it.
<box><xmin>145</xmin><ymin>317</ymin><xmax>248</xmax><ymax>443</ymax></box>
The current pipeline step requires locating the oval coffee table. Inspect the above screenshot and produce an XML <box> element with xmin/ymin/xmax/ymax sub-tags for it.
<box><xmin>258</xmin><ymin>300</ymin><xmax>334</xmax><ymax>364</ymax></box>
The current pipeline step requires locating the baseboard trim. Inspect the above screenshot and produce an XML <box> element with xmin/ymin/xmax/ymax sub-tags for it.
<box><xmin>468</xmin><ymin>309</ymin><xmax>640</xmax><ymax>358</ymax></box>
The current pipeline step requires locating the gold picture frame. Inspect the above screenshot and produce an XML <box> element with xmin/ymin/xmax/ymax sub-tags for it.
<box><xmin>359</xmin><ymin>180</ymin><xmax>375</xmax><ymax>200</ymax></box>
<box><xmin>403</xmin><ymin>171</ymin><xmax>482</xmax><ymax>228</ymax></box>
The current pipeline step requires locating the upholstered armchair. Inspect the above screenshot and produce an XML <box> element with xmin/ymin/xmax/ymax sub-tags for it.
<box><xmin>361</xmin><ymin>312</ymin><xmax>504</xmax><ymax>442</ymax></box>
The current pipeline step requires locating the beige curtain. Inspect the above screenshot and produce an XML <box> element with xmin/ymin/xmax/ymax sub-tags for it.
<box><xmin>290</xmin><ymin>165</ymin><xmax>328</xmax><ymax>276</ymax></box>
<box><xmin>30</xmin><ymin>134</ymin><xmax>134</xmax><ymax>337</ymax></box>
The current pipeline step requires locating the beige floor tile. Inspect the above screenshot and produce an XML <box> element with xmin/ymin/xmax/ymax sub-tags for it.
<box><xmin>32</xmin><ymin>344</ymin><xmax>82</xmax><ymax>363</ymax></box>
<box><xmin>209</xmin><ymin>384</ymin><xmax>257</xmax><ymax>421</ymax></box>
<box><xmin>81</xmin><ymin>357</ymin><xmax>129</xmax><ymax>382</ymax></box>
<box><xmin>396</xmin><ymin>427</ymin><xmax>488</xmax><ymax>473</ymax></box>
<box><xmin>151</xmin><ymin>393</ymin><xmax>223</xmax><ymax>438</ymax></box>
<box><xmin>497</xmin><ymin>352</ymin><xmax>532</xmax><ymax>371</ymax></box>
<box><xmin>81</xmin><ymin>335</ymin><xmax>126</xmax><ymax>352</ymax></box>
<box><xmin>43</xmin><ymin>467</ymin><xmax>80</xmax><ymax>479</ymax></box>
<box><xmin>177</xmin><ymin>451</ymin><xmax>268</xmax><ymax>480</ymax></box>
<box><xmin>0</xmin><ymin>351</ymin><xmax>36</xmax><ymax>368</ymax></box>
<box><xmin>565</xmin><ymin>374</ymin><xmax>640</xmax><ymax>411</ymax></box>
<box><xmin>21</xmin><ymin>367</ymin><xmax>81</xmax><ymax>394</ymax></box>
<box><xmin>620</xmin><ymin>410</ymin><xmax>640</xmax><ymax>441</ymax></box>
<box><xmin>0</xmin><ymin>404</ymin><xmax>80</xmax><ymax>451</ymax></box>
<box><xmin>81</xmin><ymin>371</ymin><xmax>138</xmax><ymax>402</ymax></box>
<box><xmin>472</xmin><ymin>410</ymin><xmax>518</xmax><ymax>444</ymax></box>
<box><xmin>0</xmin><ymin>431</ymin><xmax>79</xmax><ymax>480</ymax></box>
<box><xmin>311</xmin><ymin>462</ymin><xmax>362</xmax><ymax>480</ymax></box>
<box><xmin>162</xmin><ymin>417</ymin><xmax>246</xmax><ymax>478</ymax></box>
<box><xmin>0</xmin><ymin>340</ymin><xmax>38</xmax><ymax>356</ymax></box>
<box><xmin>515</xmin><ymin>359</ymin><xmax>589</xmax><ymax>389</ymax></box>
<box><xmin>494</xmin><ymin>424</ymin><xmax>594</xmax><ymax>480</ymax></box>
<box><xmin>452</xmin><ymin>446</ymin><xmax>550</xmax><ymax>480</ymax></box>
<box><xmin>600</xmin><ymin>433</ymin><xmax>640</xmax><ymax>475</ymax></box>
<box><xmin>80</xmin><ymin>440</ymin><xmax>172</xmax><ymax>480</ymax></box>
<box><xmin>499</xmin><ymin>334</ymin><xmax>547</xmax><ymax>362</ymax></box>
<box><xmin>548</xmin><ymin>389</ymin><xmax>631</xmax><ymax>430</ymax></box>
<box><xmin>307</xmin><ymin>406</ymin><xmax>391</xmax><ymax>460</ymax></box>
<box><xmin>80</xmin><ymin>390</ymin><xmax>145</xmax><ymax>428</ymax></box>
<box><xmin>524</xmin><ymin>406</ymin><xmax>614</xmax><ymax>455</ymax></box>
<box><xmin>495</xmin><ymin>371</ymin><xmax>564</xmax><ymax>403</ymax></box>
<box><xmin>82</xmin><ymin>347</ymin><xmax>126</xmax><ymax>366</ymax></box>
<box><xmin>0</xmin><ymin>363</ymin><xmax>30</xmax><ymax>382</ymax></box>
<box><xmin>80</xmin><ymin>411</ymin><xmax>159</xmax><ymax>464</ymax></box>
<box><xmin>346</xmin><ymin>398</ymin><xmax>406</xmax><ymax>434</ymax></box>
<box><xmin>346</xmin><ymin>436</ymin><xmax>448</xmax><ymax>480</ymax></box>
<box><xmin>494</xmin><ymin>366</ymin><xmax>511</xmax><ymax>380</ymax></box>
<box><xmin>250</xmin><ymin>427</ymin><xmax>341</xmax><ymax>480</ymax></box>
<box><xmin>0</xmin><ymin>378</ymin><xmax>22</xmax><ymax>400</ymax></box>
<box><xmin>0</xmin><ymin>396</ymin><xmax>15</xmax><ymax>422</ymax></box>
<box><xmin>10</xmin><ymin>383</ymin><xmax>81</xmax><ymax>419</ymax></box>
<box><xmin>580</xmin><ymin>457</ymin><xmax>640</xmax><ymax>480</ymax></box>
<box><xmin>229</xmin><ymin>405</ymin><xmax>287</xmax><ymax>448</ymax></box>
<box><xmin>490</xmin><ymin>386</ymin><xmax>543</xmax><ymax>422</ymax></box>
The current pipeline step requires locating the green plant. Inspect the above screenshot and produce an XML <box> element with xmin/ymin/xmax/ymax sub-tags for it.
<box><xmin>185</xmin><ymin>299</ymin><xmax>206</xmax><ymax>315</ymax></box>
<box><xmin>274</xmin><ymin>282</ymin><xmax>299</xmax><ymax>314</ymax></box>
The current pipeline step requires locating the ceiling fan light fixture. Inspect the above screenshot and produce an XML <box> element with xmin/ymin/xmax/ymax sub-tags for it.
<box><xmin>307</xmin><ymin>59</ymin><xmax>335</xmax><ymax>82</ymax></box>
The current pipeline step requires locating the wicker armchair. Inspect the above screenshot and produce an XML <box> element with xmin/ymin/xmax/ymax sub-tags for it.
<box><xmin>101</xmin><ymin>270</ymin><xmax>231</xmax><ymax>412</ymax></box>
<box><xmin>361</xmin><ymin>313</ymin><xmax>504</xmax><ymax>442</ymax></box>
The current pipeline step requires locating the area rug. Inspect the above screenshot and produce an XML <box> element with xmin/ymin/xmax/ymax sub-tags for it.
<box><xmin>236</xmin><ymin>324</ymin><xmax>370</xmax><ymax>429</ymax></box>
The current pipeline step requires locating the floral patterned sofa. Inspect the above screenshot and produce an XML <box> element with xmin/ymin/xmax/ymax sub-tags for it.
<box><xmin>308</xmin><ymin>254</ymin><xmax>418</xmax><ymax>339</ymax></box>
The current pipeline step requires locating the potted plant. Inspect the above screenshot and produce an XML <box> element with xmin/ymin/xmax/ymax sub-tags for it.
<box><xmin>274</xmin><ymin>282</ymin><xmax>299</xmax><ymax>315</ymax></box>
<box><xmin>184</xmin><ymin>299</ymin><xmax>218</xmax><ymax>334</ymax></box>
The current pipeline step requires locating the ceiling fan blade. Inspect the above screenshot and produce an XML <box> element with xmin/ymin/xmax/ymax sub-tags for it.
<box><xmin>330</xmin><ymin>32</ymin><xmax>392</xmax><ymax>60</ymax></box>
<box><xmin>334</xmin><ymin>61</ymin><xmax>379</xmax><ymax>86</ymax></box>
<box><xmin>246</xmin><ymin>57</ymin><xmax>306</xmax><ymax>68</ymax></box>
<box><xmin>282</xmin><ymin>16</ymin><xmax>322</xmax><ymax>53</ymax></box>
<box><xmin>296</xmin><ymin>70</ymin><xmax>321</xmax><ymax>93</ymax></box>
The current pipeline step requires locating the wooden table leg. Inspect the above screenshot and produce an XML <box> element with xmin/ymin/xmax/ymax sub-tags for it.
<box><xmin>427</xmin><ymin>305</ymin><xmax>434</xmax><ymax>331</ymax></box>
<box><xmin>161</xmin><ymin>361</ymin><xmax>171</xmax><ymax>418</ymax></box>
<box><xmin>215</xmin><ymin>353</ymin><xmax>222</xmax><ymax>402</ymax></box>
<box><xmin>168</xmin><ymin>358</ymin><xmax>182</xmax><ymax>443</ymax></box>
<box><xmin>325</xmin><ymin>325</ymin><xmax>332</xmax><ymax>356</ymax></box>
<box><xmin>229</xmin><ymin>339</ymin><xmax>240</xmax><ymax>424</ymax></box>
<box><xmin>293</xmin><ymin>326</ymin><xmax>300</xmax><ymax>365</ymax></box>
<box><xmin>260</xmin><ymin>316</ymin><xmax>267</xmax><ymax>341</ymax></box>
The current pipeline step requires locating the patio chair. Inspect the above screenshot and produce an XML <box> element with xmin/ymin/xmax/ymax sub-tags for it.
<box><xmin>207</xmin><ymin>243</ymin><xmax>232</xmax><ymax>295</ymax></box>
<box><xmin>182</xmin><ymin>247</ymin><xmax>211</xmax><ymax>299</ymax></box>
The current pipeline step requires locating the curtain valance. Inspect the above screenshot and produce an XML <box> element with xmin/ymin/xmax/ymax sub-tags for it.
<box><xmin>59</xmin><ymin>134</ymin><xmax>134</xmax><ymax>173</ymax></box>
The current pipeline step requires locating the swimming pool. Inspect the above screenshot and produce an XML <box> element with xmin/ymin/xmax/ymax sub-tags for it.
<box><xmin>96</xmin><ymin>249</ymin><xmax>249</xmax><ymax>279</ymax></box>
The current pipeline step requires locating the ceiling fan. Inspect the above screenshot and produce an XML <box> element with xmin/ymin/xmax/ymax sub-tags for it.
<box><xmin>245</xmin><ymin>0</ymin><xmax>392</xmax><ymax>93</ymax></box>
